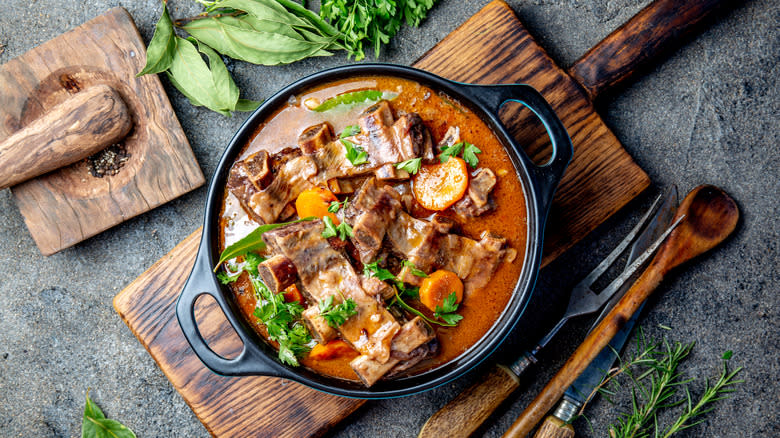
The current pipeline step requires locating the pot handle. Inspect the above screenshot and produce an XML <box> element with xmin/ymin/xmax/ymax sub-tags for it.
<box><xmin>459</xmin><ymin>83</ymin><xmax>573</xmax><ymax>217</ymax></box>
<box><xmin>176</xmin><ymin>248</ymin><xmax>284</xmax><ymax>377</ymax></box>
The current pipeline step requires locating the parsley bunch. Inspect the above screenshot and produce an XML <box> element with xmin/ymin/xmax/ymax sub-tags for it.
<box><xmin>440</xmin><ymin>141</ymin><xmax>482</xmax><ymax>168</ymax></box>
<box><xmin>320</xmin><ymin>0</ymin><xmax>438</xmax><ymax>60</ymax></box>
<box><xmin>318</xmin><ymin>294</ymin><xmax>359</xmax><ymax>327</ymax></box>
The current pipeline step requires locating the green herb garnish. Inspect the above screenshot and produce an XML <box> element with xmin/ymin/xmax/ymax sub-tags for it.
<box><xmin>439</xmin><ymin>142</ymin><xmax>464</xmax><ymax>163</ymax></box>
<box><xmin>313</xmin><ymin>89</ymin><xmax>383</xmax><ymax>112</ymax></box>
<box><xmin>402</xmin><ymin>260</ymin><xmax>428</xmax><ymax>278</ymax></box>
<box><xmin>391</xmin><ymin>287</ymin><xmax>456</xmax><ymax>327</ymax></box>
<box><xmin>341</xmin><ymin>138</ymin><xmax>369</xmax><ymax>166</ymax></box>
<box><xmin>328</xmin><ymin>197</ymin><xmax>349</xmax><ymax>213</ymax></box>
<box><xmin>318</xmin><ymin>294</ymin><xmax>358</xmax><ymax>328</ymax></box>
<box><xmin>462</xmin><ymin>142</ymin><xmax>482</xmax><ymax>168</ymax></box>
<box><xmin>217</xmin><ymin>271</ymin><xmax>241</xmax><ymax>284</ymax></box>
<box><xmin>340</xmin><ymin>125</ymin><xmax>361</xmax><ymax>138</ymax></box>
<box><xmin>433</xmin><ymin>292</ymin><xmax>463</xmax><ymax>325</ymax></box>
<box><xmin>252</xmin><ymin>276</ymin><xmax>311</xmax><ymax>366</ymax></box>
<box><xmin>395</xmin><ymin>158</ymin><xmax>423</xmax><ymax>175</ymax></box>
<box><xmin>82</xmin><ymin>391</ymin><xmax>136</xmax><ymax>438</ymax></box>
<box><xmin>363</xmin><ymin>260</ymin><xmax>396</xmax><ymax>282</ymax></box>
<box><xmin>215</xmin><ymin>217</ymin><xmax>313</xmax><ymax>271</ymax></box>
<box><xmin>321</xmin><ymin>216</ymin><xmax>353</xmax><ymax>240</ymax></box>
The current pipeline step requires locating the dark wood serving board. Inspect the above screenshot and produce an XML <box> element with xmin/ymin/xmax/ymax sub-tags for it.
<box><xmin>114</xmin><ymin>1</ymin><xmax>651</xmax><ymax>436</ymax></box>
<box><xmin>0</xmin><ymin>8</ymin><xmax>204</xmax><ymax>255</ymax></box>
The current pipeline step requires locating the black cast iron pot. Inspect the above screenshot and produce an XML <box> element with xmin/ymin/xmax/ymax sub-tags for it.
<box><xmin>176</xmin><ymin>64</ymin><xmax>573</xmax><ymax>399</ymax></box>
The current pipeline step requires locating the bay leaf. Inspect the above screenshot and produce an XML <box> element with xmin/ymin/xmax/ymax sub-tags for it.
<box><xmin>183</xmin><ymin>17</ymin><xmax>331</xmax><ymax>65</ymax></box>
<box><xmin>137</xmin><ymin>2</ymin><xmax>177</xmax><ymax>76</ymax></box>
<box><xmin>215</xmin><ymin>217</ymin><xmax>314</xmax><ymax>270</ymax></box>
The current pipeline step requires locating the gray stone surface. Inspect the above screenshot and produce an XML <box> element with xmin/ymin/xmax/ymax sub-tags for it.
<box><xmin>0</xmin><ymin>0</ymin><xmax>777</xmax><ymax>437</ymax></box>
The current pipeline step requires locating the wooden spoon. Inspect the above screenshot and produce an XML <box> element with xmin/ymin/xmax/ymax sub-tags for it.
<box><xmin>503</xmin><ymin>185</ymin><xmax>739</xmax><ymax>437</ymax></box>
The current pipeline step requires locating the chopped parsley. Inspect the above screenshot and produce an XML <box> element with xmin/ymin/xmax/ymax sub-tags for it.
<box><xmin>341</xmin><ymin>138</ymin><xmax>369</xmax><ymax>166</ymax></box>
<box><xmin>251</xmin><ymin>275</ymin><xmax>311</xmax><ymax>366</ymax></box>
<box><xmin>328</xmin><ymin>197</ymin><xmax>349</xmax><ymax>214</ymax></box>
<box><xmin>340</xmin><ymin>125</ymin><xmax>361</xmax><ymax>138</ymax></box>
<box><xmin>439</xmin><ymin>142</ymin><xmax>464</xmax><ymax>163</ymax></box>
<box><xmin>403</xmin><ymin>260</ymin><xmax>429</xmax><ymax>278</ymax></box>
<box><xmin>439</xmin><ymin>141</ymin><xmax>482</xmax><ymax>168</ymax></box>
<box><xmin>462</xmin><ymin>142</ymin><xmax>482</xmax><ymax>168</ymax></box>
<box><xmin>216</xmin><ymin>270</ymin><xmax>241</xmax><ymax>284</ymax></box>
<box><xmin>318</xmin><ymin>294</ymin><xmax>358</xmax><ymax>328</ymax></box>
<box><xmin>321</xmin><ymin>216</ymin><xmax>354</xmax><ymax>240</ymax></box>
<box><xmin>434</xmin><ymin>292</ymin><xmax>464</xmax><ymax>325</ymax></box>
<box><xmin>395</xmin><ymin>158</ymin><xmax>423</xmax><ymax>174</ymax></box>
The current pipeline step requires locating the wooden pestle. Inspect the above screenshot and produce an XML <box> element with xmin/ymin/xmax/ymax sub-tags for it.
<box><xmin>0</xmin><ymin>84</ymin><xmax>132</xmax><ymax>189</ymax></box>
<box><xmin>503</xmin><ymin>185</ymin><xmax>739</xmax><ymax>437</ymax></box>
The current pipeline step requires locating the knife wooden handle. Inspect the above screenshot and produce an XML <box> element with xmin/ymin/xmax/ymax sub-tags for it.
<box><xmin>502</xmin><ymin>186</ymin><xmax>739</xmax><ymax>437</ymax></box>
<box><xmin>568</xmin><ymin>0</ymin><xmax>730</xmax><ymax>99</ymax></box>
<box><xmin>418</xmin><ymin>364</ymin><xmax>520</xmax><ymax>438</ymax></box>
<box><xmin>533</xmin><ymin>416</ymin><xmax>574</xmax><ymax>438</ymax></box>
<box><xmin>0</xmin><ymin>84</ymin><xmax>132</xmax><ymax>189</ymax></box>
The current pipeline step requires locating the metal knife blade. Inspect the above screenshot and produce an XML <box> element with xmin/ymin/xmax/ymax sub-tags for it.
<box><xmin>561</xmin><ymin>186</ymin><xmax>678</xmax><ymax>409</ymax></box>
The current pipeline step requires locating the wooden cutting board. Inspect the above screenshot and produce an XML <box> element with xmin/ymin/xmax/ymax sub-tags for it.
<box><xmin>115</xmin><ymin>1</ymin><xmax>653</xmax><ymax>436</ymax></box>
<box><xmin>0</xmin><ymin>7</ymin><xmax>204</xmax><ymax>255</ymax></box>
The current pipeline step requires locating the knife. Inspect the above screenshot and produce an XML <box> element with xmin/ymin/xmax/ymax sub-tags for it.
<box><xmin>533</xmin><ymin>187</ymin><xmax>678</xmax><ymax>438</ymax></box>
<box><xmin>418</xmin><ymin>188</ymin><xmax>677</xmax><ymax>438</ymax></box>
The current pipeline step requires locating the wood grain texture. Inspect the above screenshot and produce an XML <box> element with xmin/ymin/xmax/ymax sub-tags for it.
<box><xmin>569</xmin><ymin>0</ymin><xmax>728</xmax><ymax>99</ymax></box>
<box><xmin>0</xmin><ymin>7</ymin><xmax>204</xmax><ymax>255</ymax></box>
<box><xmin>533</xmin><ymin>416</ymin><xmax>575</xmax><ymax>438</ymax></box>
<box><xmin>418</xmin><ymin>365</ymin><xmax>520</xmax><ymax>438</ymax></box>
<box><xmin>115</xmin><ymin>2</ymin><xmax>652</xmax><ymax>436</ymax></box>
<box><xmin>503</xmin><ymin>186</ymin><xmax>739</xmax><ymax>437</ymax></box>
<box><xmin>0</xmin><ymin>84</ymin><xmax>131</xmax><ymax>189</ymax></box>
<box><xmin>415</xmin><ymin>1</ymin><xmax>650</xmax><ymax>265</ymax></box>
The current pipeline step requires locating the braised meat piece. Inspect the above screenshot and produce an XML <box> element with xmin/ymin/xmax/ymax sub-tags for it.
<box><xmin>392</xmin><ymin>113</ymin><xmax>434</xmax><ymax>161</ymax></box>
<box><xmin>386</xmin><ymin>212</ymin><xmax>442</xmax><ymax>285</ymax></box>
<box><xmin>298</xmin><ymin>123</ymin><xmax>333</xmax><ymax>154</ymax></box>
<box><xmin>438</xmin><ymin>231</ymin><xmax>508</xmax><ymax>292</ymax></box>
<box><xmin>452</xmin><ymin>168</ymin><xmax>498</xmax><ymax>219</ymax></box>
<box><xmin>343</xmin><ymin>178</ymin><xmax>403</xmax><ymax>263</ymax></box>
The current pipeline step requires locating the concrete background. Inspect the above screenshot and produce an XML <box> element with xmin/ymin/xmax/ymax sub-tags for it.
<box><xmin>0</xmin><ymin>0</ymin><xmax>777</xmax><ymax>437</ymax></box>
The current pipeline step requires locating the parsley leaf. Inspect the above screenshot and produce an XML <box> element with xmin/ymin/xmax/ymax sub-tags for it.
<box><xmin>363</xmin><ymin>260</ymin><xmax>397</xmax><ymax>282</ymax></box>
<box><xmin>328</xmin><ymin>197</ymin><xmax>349</xmax><ymax>213</ymax></box>
<box><xmin>434</xmin><ymin>292</ymin><xmax>463</xmax><ymax>325</ymax></box>
<box><xmin>252</xmin><ymin>275</ymin><xmax>311</xmax><ymax>367</ymax></box>
<box><xmin>321</xmin><ymin>216</ymin><xmax>353</xmax><ymax>240</ymax></box>
<box><xmin>402</xmin><ymin>260</ymin><xmax>428</xmax><ymax>278</ymax></box>
<box><xmin>217</xmin><ymin>271</ymin><xmax>241</xmax><ymax>284</ymax></box>
<box><xmin>395</xmin><ymin>158</ymin><xmax>423</xmax><ymax>174</ymax></box>
<box><xmin>341</xmin><ymin>138</ymin><xmax>369</xmax><ymax>166</ymax></box>
<box><xmin>462</xmin><ymin>142</ymin><xmax>482</xmax><ymax>168</ymax></box>
<box><xmin>341</xmin><ymin>125</ymin><xmax>361</xmax><ymax>138</ymax></box>
<box><xmin>439</xmin><ymin>142</ymin><xmax>464</xmax><ymax>163</ymax></box>
<box><xmin>318</xmin><ymin>294</ymin><xmax>358</xmax><ymax>328</ymax></box>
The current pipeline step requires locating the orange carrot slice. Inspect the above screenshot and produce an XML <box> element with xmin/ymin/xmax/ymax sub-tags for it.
<box><xmin>412</xmin><ymin>157</ymin><xmax>469</xmax><ymax>211</ymax></box>
<box><xmin>419</xmin><ymin>270</ymin><xmax>464</xmax><ymax>312</ymax></box>
<box><xmin>308</xmin><ymin>340</ymin><xmax>359</xmax><ymax>361</ymax></box>
<box><xmin>295</xmin><ymin>187</ymin><xmax>339</xmax><ymax>223</ymax></box>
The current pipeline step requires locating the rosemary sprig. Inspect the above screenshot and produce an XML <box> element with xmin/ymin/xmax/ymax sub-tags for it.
<box><xmin>580</xmin><ymin>330</ymin><xmax>744</xmax><ymax>438</ymax></box>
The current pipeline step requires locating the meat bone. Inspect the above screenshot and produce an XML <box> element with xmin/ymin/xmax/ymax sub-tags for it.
<box><xmin>0</xmin><ymin>84</ymin><xmax>132</xmax><ymax>189</ymax></box>
<box><xmin>504</xmin><ymin>185</ymin><xmax>739</xmax><ymax>437</ymax></box>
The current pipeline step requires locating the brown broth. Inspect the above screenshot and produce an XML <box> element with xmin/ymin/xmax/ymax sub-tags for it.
<box><xmin>219</xmin><ymin>75</ymin><xmax>527</xmax><ymax>381</ymax></box>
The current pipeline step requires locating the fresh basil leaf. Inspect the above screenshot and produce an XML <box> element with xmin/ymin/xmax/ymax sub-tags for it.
<box><xmin>215</xmin><ymin>217</ymin><xmax>313</xmax><ymax>270</ymax></box>
<box><xmin>395</xmin><ymin>158</ymin><xmax>422</xmax><ymax>175</ymax></box>
<box><xmin>182</xmin><ymin>16</ymin><xmax>332</xmax><ymax>66</ymax></box>
<box><xmin>137</xmin><ymin>2</ymin><xmax>176</xmax><ymax>76</ymax></box>
<box><xmin>235</xmin><ymin>98</ymin><xmax>263</xmax><ymax>112</ymax></box>
<box><xmin>82</xmin><ymin>393</ymin><xmax>136</xmax><ymax>438</ymax></box>
<box><xmin>462</xmin><ymin>142</ymin><xmax>482</xmax><ymax>168</ymax></box>
<box><xmin>216</xmin><ymin>0</ymin><xmax>309</xmax><ymax>29</ymax></box>
<box><xmin>312</xmin><ymin>89</ymin><xmax>384</xmax><ymax>112</ymax></box>
<box><xmin>340</xmin><ymin>125</ymin><xmax>361</xmax><ymax>138</ymax></box>
<box><xmin>166</xmin><ymin>37</ymin><xmax>236</xmax><ymax>116</ymax></box>
<box><xmin>341</xmin><ymin>139</ymin><xmax>369</xmax><ymax>166</ymax></box>
<box><xmin>439</xmin><ymin>142</ymin><xmax>464</xmax><ymax>163</ymax></box>
<box><xmin>402</xmin><ymin>260</ymin><xmax>428</xmax><ymax>277</ymax></box>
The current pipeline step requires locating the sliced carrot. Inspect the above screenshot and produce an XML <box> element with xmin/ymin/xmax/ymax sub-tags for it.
<box><xmin>412</xmin><ymin>157</ymin><xmax>469</xmax><ymax>211</ymax></box>
<box><xmin>419</xmin><ymin>270</ymin><xmax>464</xmax><ymax>312</ymax></box>
<box><xmin>282</xmin><ymin>284</ymin><xmax>304</xmax><ymax>304</ymax></box>
<box><xmin>295</xmin><ymin>186</ymin><xmax>339</xmax><ymax>224</ymax></box>
<box><xmin>308</xmin><ymin>339</ymin><xmax>359</xmax><ymax>361</ymax></box>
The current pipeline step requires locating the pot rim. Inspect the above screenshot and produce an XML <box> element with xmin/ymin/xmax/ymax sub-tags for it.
<box><xmin>177</xmin><ymin>63</ymin><xmax>572</xmax><ymax>399</ymax></box>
